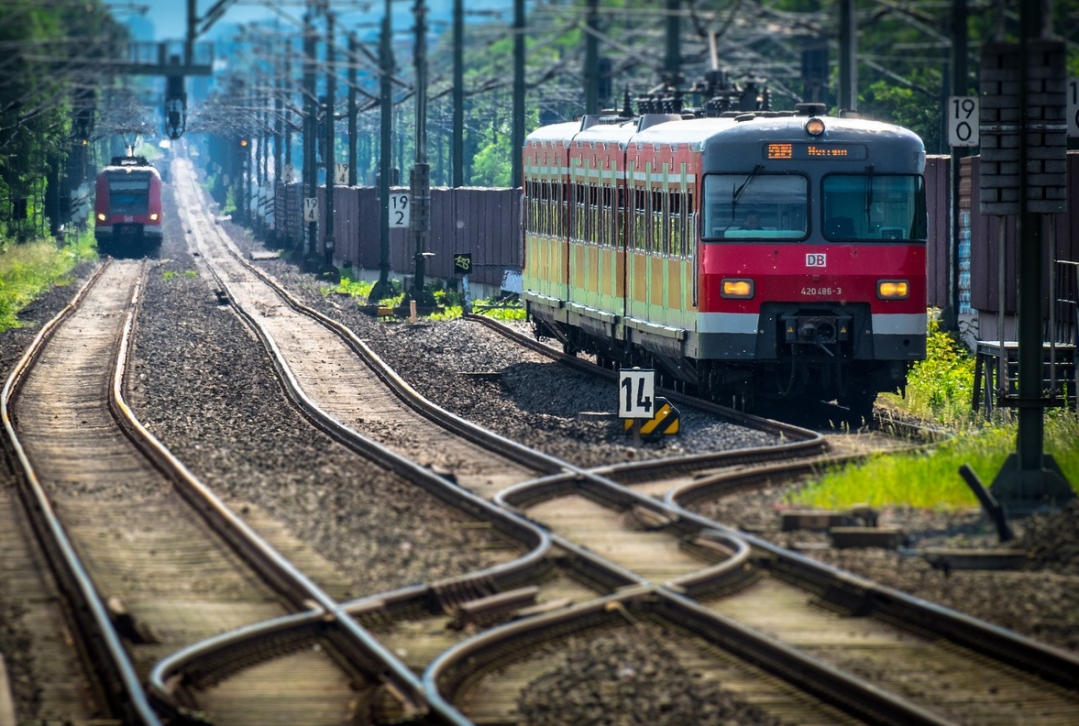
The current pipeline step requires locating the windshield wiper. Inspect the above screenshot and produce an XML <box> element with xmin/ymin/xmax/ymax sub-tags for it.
<box><xmin>865</xmin><ymin>164</ymin><xmax>874</xmax><ymax>230</ymax></box>
<box><xmin>724</xmin><ymin>164</ymin><xmax>764</xmax><ymax>230</ymax></box>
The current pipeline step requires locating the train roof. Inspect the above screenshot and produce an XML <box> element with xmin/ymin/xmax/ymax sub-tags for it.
<box><xmin>101</xmin><ymin>155</ymin><xmax>162</xmax><ymax>177</ymax></box>
<box><xmin>526</xmin><ymin>111</ymin><xmax>924</xmax><ymax>156</ymax></box>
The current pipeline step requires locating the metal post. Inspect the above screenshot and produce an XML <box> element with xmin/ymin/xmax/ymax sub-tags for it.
<box><xmin>324</xmin><ymin>12</ymin><xmax>336</xmax><ymax>269</ymax></box>
<box><xmin>348</xmin><ymin>33</ymin><xmax>358</xmax><ymax>187</ymax></box>
<box><xmin>409</xmin><ymin>0</ymin><xmax>435</xmax><ymax>307</ymax></box>
<box><xmin>665</xmin><ymin>0</ymin><xmax>680</xmax><ymax>82</ymax></box>
<box><xmin>984</xmin><ymin>0</ymin><xmax>1074</xmax><ymax>510</ymax></box>
<box><xmin>511</xmin><ymin>0</ymin><xmax>525</xmax><ymax>189</ymax></box>
<box><xmin>946</xmin><ymin>0</ymin><xmax>970</xmax><ymax>331</ymax></box>
<box><xmin>303</xmin><ymin>11</ymin><xmax>318</xmax><ymax>259</ymax></box>
<box><xmin>585</xmin><ymin>0</ymin><xmax>598</xmax><ymax>115</ymax></box>
<box><xmin>452</xmin><ymin>0</ymin><xmax>463</xmax><ymax>187</ymax></box>
<box><xmin>838</xmin><ymin>0</ymin><xmax>857</xmax><ymax>112</ymax></box>
<box><xmin>370</xmin><ymin>0</ymin><xmax>394</xmax><ymax>301</ymax></box>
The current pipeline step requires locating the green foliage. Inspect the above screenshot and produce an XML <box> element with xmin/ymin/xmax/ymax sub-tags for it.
<box><xmin>0</xmin><ymin>1</ymin><xmax>129</xmax><ymax>241</ymax></box>
<box><xmin>221</xmin><ymin>188</ymin><xmax>237</xmax><ymax>216</ymax></box>
<box><xmin>800</xmin><ymin>308</ymin><xmax>1079</xmax><ymax>511</ymax></box>
<box><xmin>471</xmin><ymin>132</ymin><xmax>513</xmax><ymax>188</ymax></box>
<box><xmin>792</xmin><ymin>413</ymin><xmax>1079</xmax><ymax>510</ymax></box>
<box><xmin>0</xmin><ymin>231</ymin><xmax>96</xmax><ymax>331</ymax></box>
<box><xmin>880</xmin><ymin>312</ymin><xmax>976</xmax><ymax>425</ymax></box>
<box><xmin>859</xmin><ymin>79</ymin><xmax>944</xmax><ymax>154</ymax></box>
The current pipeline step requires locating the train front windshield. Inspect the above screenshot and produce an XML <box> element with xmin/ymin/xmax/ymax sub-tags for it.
<box><xmin>702</xmin><ymin>171</ymin><xmax>926</xmax><ymax>242</ymax></box>
<box><xmin>106</xmin><ymin>174</ymin><xmax>151</xmax><ymax>214</ymax></box>
<box><xmin>702</xmin><ymin>174</ymin><xmax>808</xmax><ymax>240</ymax></box>
<box><xmin>821</xmin><ymin>174</ymin><xmax>926</xmax><ymax>241</ymax></box>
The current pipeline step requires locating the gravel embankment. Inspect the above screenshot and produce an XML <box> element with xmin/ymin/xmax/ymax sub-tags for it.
<box><xmin>2</xmin><ymin>176</ymin><xmax>1077</xmax><ymax>722</ymax></box>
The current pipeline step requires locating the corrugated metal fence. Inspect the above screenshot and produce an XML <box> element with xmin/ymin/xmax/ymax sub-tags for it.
<box><xmin>273</xmin><ymin>184</ymin><xmax>521</xmax><ymax>289</ymax></box>
<box><xmin>271</xmin><ymin>153</ymin><xmax>1078</xmax><ymax>312</ymax></box>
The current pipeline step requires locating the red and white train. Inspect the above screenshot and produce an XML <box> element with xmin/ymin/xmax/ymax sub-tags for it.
<box><xmin>521</xmin><ymin>104</ymin><xmax>927</xmax><ymax>416</ymax></box>
<box><xmin>94</xmin><ymin>155</ymin><xmax>163</xmax><ymax>256</ymax></box>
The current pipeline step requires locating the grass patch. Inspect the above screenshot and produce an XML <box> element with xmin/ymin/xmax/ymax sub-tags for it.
<box><xmin>794</xmin><ymin>309</ymin><xmax>1079</xmax><ymax>510</ymax></box>
<box><xmin>0</xmin><ymin>232</ymin><xmax>97</xmax><ymax>331</ymax></box>
<box><xmin>793</xmin><ymin>412</ymin><xmax>1079</xmax><ymax>510</ymax></box>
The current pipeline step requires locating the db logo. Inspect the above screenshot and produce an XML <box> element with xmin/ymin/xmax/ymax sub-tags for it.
<box><xmin>806</xmin><ymin>253</ymin><xmax>827</xmax><ymax>267</ymax></box>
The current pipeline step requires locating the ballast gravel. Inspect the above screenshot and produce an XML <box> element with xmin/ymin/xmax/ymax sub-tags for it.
<box><xmin>1</xmin><ymin>171</ymin><xmax>1078</xmax><ymax>723</ymax></box>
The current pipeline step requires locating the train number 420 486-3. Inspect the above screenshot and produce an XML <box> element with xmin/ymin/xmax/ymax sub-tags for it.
<box><xmin>801</xmin><ymin>287</ymin><xmax>841</xmax><ymax>296</ymax></box>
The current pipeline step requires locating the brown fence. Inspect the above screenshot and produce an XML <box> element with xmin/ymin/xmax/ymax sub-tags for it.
<box><xmin>959</xmin><ymin>152</ymin><xmax>1079</xmax><ymax>315</ymax></box>
<box><xmin>270</xmin><ymin>152</ymin><xmax>1079</xmax><ymax>310</ymax></box>
<box><xmin>273</xmin><ymin>184</ymin><xmax>521</xmax><ymax>288</ymax></box>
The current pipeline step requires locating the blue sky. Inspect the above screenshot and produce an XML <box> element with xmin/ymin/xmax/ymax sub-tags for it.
<box><xmin>107</xmin><ymin>0</ymin><xmax>513</xmax><ymax>42</ymax></box>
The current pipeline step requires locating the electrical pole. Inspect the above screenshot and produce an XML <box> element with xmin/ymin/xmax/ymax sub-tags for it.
<box><xmin>585</xmin><ymin>0</ymin><xmax>598</xmax><ymax>114</ymax></box>
<box><xmin>946</xmin><ymin>0</ymin><xmax>970</xmax><ymax>331</ymax></box>
<box><xmin>348</xmin><ymin>32</ymin><xmax>358</xmax><ymax>187</ymax></box>
<box><xmin>370</xmin><ymin>0</ymin><xmax>394</xmax><ymax>301</ymax></box>
<box><xmin>324</xmin><ymin>11</ymin><xmax>337</xmax><ymax>270</ymax></box>
<box><xmin>838</xmin><ymin>0</ymin><xmax>857</xmax><ymax>112</ymax></box>
<box><xmin>409</xmin><ymin>0</ymin><xmax>435</xmax><ymax>307</ymax></box>
<box><xmin>452</xmin><ymin>0</ymin><xmax>463</xmax><ymax>187</ymax></box>
<box><xmin>303</xmin><ymin>10</ymin><xmax>318</xmax><ymax>259</ymax></box>
<box><xmin>665</xmin><ymin>0</ymin><xmax>680</xmax><ymax>85</ymax></box>
<box><xmin>511</xmin><ymin>0</ymin><xmax>525</xmax><ymax>188</ymax></box>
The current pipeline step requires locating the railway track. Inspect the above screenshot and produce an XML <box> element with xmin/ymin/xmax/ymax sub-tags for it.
<box><xmin>6</xmin><ymin>153</ymin><xmax>1070</xmax><ymax>725</ymax></box>
<box><xmin>163</xmin><ymin>158</ymin><xmax>1078</xmax><ymax>725</ymax></box>
<box><xmin>0</xmin><ymin>261</ymin><xmax>435</xmax><ymax>724</ymax></box>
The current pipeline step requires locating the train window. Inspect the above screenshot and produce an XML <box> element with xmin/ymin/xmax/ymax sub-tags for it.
<box><xmin>821</xmin><ymin>174</ymin><xmax>926</xmax><ymax>241</ymax></box>
<box><xmin>702</xmin><ymin>174</ymin><xmax>808</xmax><ymax>241</ymax></box>
<box><xmin>574</xmin><ymin>183</ymin><xmax>587</xmax><ymax>241</ymax></box>
<box><xmin>633</xmin><ymin>188</ymin><xmax>647</xmax><ymax>251</ymax></box>
<box><xmin>669</xmin><ymin>190</ymin><xmax>686</xmax><ymax>258</ymax></box>
<box><xmin>652</xmin><ymin>190</ymin><xmax>666</xmax><ymax>255</ymax></box>
<box><xmin>106</xmin><ymin>175</ymin><xmax>151</xmax><ymax>214</ymax></box>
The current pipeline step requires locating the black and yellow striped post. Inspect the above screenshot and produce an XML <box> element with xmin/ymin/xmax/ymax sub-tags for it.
<box><xmin>624</xmin><ymin>397</ymin><xmax>680</xmax><ymax>439</ymax></box>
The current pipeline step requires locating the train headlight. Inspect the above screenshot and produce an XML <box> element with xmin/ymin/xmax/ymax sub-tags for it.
<box><xmin>96</xmin><ymin>213</ymin><xmax>106</xmax><ymax>222</ymax></box>
<box><xmin>805</xmin><ymin>117</ymin><xmax>826</xmax><ymax>136</ymax></box>
<box><xmin>877</xmin><ymin>280</ymin><xmax>910</xmax><ymax>299</ymax></box>
<box><xmin>721</xmin><ymin>278</ymin><xmax>755</xmax><ymax>299</ymax></box>
<box><xmin>150</xmin><ymin>213</ymin><xmax>159</xmax><ymax>221</ymax></box>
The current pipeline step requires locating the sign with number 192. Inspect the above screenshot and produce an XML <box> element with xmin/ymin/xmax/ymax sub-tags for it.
<box><xmin>619</xmin><ymin>369</ymin><xmax>655</xmax><ymax>419</ymax></box>
<box><xmin>389</xmin><ymin>193</ymin><xmax>410</xmax><ymax>228</ymax></box>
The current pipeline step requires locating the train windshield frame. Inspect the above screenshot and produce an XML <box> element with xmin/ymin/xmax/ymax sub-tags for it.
<box><xmin>701</xmin><ymin>173</ymin><xmax>809</xmax><ymax>241</ymax></box>
<box><xmin>106</xmin><ymin>174</ymin><xmax>152</xmax><ymax>215</ymax></box>
<box><xmin>821</xmin><ymin>173</ymin><xmax>927</xmax><ymax>242</ymax></box>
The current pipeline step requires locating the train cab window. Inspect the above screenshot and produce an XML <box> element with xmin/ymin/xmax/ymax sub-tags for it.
<box><xmin>822</xmin><ymin>174</ymin><xmax>926</xmax><ymax>241</ymax></box>
<box><xmin>702</xmin><ymin>174</ymin><xmax>808</xmax><ymax>241</ymax></box>
<box><xmin>106</xmin><ymin>176</ymin><xmax>151</xmax><ymax>214</ymax></box>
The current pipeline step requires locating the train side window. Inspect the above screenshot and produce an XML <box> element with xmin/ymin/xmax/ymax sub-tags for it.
<box><xmin>633</xmin><ymin>187</ymin><xmax>647</xmax><ymax>251</ymax></box>
<box><xmin>651</xmin><ymin>190</ymin><xmax>665</xmax><ymax>255</ymax></box>
<box><xmin>669</xmin><ymin>191</ymin><xmax>683</xmax><ymax>258</ymax></box>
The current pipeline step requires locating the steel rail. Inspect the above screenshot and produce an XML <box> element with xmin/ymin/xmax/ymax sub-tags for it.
<box><xmin>1</xmin><ymin>260</ymin><xmax>163</xmax><ymax>726</ymax></box>
<box><xmin>666</xmin><ymin>460</ymin><xmax>1079</xmax><ymax>692</ymax></box>
<box><xmin>424</xmin><ymin>585</ymin><xmax>956</xmax><ymax>726</ymax></box>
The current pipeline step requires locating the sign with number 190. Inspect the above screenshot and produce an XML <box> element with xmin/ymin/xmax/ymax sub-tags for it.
<box><xmin>948</xmin><ymin>96</ymin><xmax>979</xmax><ymax>147</ymax></box>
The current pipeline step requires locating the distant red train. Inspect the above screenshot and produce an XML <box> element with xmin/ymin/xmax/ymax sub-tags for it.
<box><xmin>94</xmin><ymin>155</ymin><xmax>163</xmax><ymax>256</ymax></box>
<box><xmin>522</xmin><ymin>104</ymin><xmax>928</xmax><ymax>417</ymax></box>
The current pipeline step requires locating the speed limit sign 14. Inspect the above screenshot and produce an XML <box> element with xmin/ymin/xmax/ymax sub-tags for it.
<box><xmin>948</xmin><ymin>96</ymin><xmax>979</xmax><ymax>147</ymax></box>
